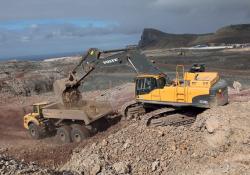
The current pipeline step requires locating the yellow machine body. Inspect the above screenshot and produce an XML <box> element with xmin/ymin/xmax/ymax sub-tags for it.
<box><xmin>135</xmin><ymin>65</ymin><xmax>228</xmax><ymax>108</ymax></box>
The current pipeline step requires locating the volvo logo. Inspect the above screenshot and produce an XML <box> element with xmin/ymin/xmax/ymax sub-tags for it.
<box><xmin>103</xmin><ymin>58</ymin><xmax>119</xmax><ymax>64</ymax></box>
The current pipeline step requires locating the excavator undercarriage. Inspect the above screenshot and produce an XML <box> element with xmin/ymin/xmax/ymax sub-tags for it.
<box><xmin>120</xmin><ymin>101</ymin><xmax>201</xmax><ymax>127</ymax></box>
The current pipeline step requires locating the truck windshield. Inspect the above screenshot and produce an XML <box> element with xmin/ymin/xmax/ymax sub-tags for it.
<box><xmin>33</xmin><ymin>106</ymin><xmax>38</xmax><ymax>113</ymax></box>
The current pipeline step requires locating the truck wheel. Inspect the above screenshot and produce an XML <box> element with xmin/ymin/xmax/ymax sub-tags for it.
<box><xmin>28</xmin><ymin>123</ymin><xmax>43</xmax><ymax>139</ymax></box>
<box><xmin>71</xmin><ymin>124</ymin><xmax>90</xmax><ymax>143</ymax></box>
<box><xmin>57</xmin><ymin>125</ymin><xmax>72</xmax><ymax>144</ymax></box>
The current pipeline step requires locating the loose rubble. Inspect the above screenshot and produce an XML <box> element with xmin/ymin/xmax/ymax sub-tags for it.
<box><xmin>0</xmin><ymin>154</ymin><xmax>65</xmax><ymax>175</ymax></box>
<box><xmin>61</xmin><ymin>101</ymin><xmax>250</xmax><ymax>175</ymax></box>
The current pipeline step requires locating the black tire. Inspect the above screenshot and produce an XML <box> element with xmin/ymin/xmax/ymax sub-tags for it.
<box><xmin>71</xmin><ymin>124</ymin><xmax>90</xmax><ymax>143</ymax></box>
<box><xmin>57</xmin><ymin>125</ymin><xmax>72</xmax><ymax>144</ymax></box>
<box><xmin>92</xmin><ymin>118</ymin><xmax>110</xmax><ymax>132</ymax></box>
<box><xmin>28</xmin><ymin>123</ymin><xmax>43</xmax><ymax>139</ymax></box>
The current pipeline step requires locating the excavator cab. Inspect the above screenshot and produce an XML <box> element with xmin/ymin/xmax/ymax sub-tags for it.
<box><xmin>135</xmin><ymin>75</ymin><xmax>168</xmax><ymax>96</ymax></box>
<box><xmin>136</xmin><ymin>77</ymin><xmax>157</xmax><ymax>95</ymax></box>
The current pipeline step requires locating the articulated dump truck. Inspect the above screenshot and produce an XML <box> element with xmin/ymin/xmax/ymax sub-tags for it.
<box><xmin>24</xmin><ymin>48</ymin><xmax>138</xmax><ymax>144</ymax></box>
<box><xmin>24</xmin><ymin>101</ymin><xmax>114</xmax><ymax>143</ymax></box>
<box><xmin>23</xmin><ymin>48</ymin><xmax>228</xmax><ymax>143</ymax></box>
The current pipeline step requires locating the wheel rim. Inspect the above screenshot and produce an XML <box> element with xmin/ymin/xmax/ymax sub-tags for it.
<box><xmin>59</xmin><ymin>132</ymin><xmax>66</xmax><ymax>141</ymax></box>
<box><xmin>74</xmin><ymin>133</ymin><xmax>81</xmax><ymax>143</ymax></box>
<box><xmin>30</xmin><ymin>129</ymin><xmax>36</xmax><ymax>136</ymax></box>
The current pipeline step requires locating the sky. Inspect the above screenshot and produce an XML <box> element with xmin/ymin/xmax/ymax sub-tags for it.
<box><xmin>0</xmin><ymin>0</ymin><xmax>250</xmax><ymax>59</ymax></box>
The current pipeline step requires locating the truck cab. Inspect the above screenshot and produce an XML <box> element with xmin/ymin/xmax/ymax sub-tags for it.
<box><xmin>23</xmin><ymin>102</ymin><xmax>48</xmax><ymax>139</ymax></box>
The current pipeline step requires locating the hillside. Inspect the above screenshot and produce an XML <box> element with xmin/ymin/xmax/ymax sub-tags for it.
<box><xmin>139</xmin><ymin>24</ymin><xmax>250</xmax><ymax>49</ymax></box>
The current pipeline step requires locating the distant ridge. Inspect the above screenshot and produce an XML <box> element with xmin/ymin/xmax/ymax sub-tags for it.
<box><xmin>139</xmin><ymin>24</ymin><xmax>250</xmax><ymax>48</ymax></box>
<box><xmin>0</xmin><ymin>51</ymin><xmax>81</xmax><ymax>61</ymax></box>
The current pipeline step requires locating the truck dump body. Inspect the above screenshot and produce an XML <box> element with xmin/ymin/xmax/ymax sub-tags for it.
<box><xmin>42</xmin><ymin>101</ymin><xmax>113</xmax><ymax>125</ymax></box>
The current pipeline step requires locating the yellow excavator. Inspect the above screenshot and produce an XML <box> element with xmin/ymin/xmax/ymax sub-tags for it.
<box><xmin>54</xmin><ymin>48</ymin><xmax>228</xmax><ymax>126</ymax></box>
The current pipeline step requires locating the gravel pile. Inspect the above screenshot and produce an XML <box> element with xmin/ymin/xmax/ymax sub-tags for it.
<box><xmin>61</xmin><ymin>101</ymin><xmax>250</xmax><ymax>175</ymax></box>
<box><xmin>0</xmin><ymin>154</ymin><xmax>59</xmax><ymax>175</ymax></box>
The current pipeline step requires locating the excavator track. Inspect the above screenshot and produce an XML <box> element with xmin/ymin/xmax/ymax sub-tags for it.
<box><xmin>120</xmin><ymin>100</ymin><xmax>147</xmax><ymax>120</ymax></box>
<box><xmin>147</xmin><ymin>113</ymin><xmax>196</xmax><ymax>127</ymax></box>
<box><xmin>140</xmin><ymin>107</ymin><xmax>196</xmax><ymax>127</ymax></box>
<box><xmin>140</xmin><ymin>108</ymin><xmax>175</xmax><ymax>126</ymax></box>
<box><xmin>121</xmin><ymin>101</ymin><xmax>196</xmax><ymax>127</ymax></box>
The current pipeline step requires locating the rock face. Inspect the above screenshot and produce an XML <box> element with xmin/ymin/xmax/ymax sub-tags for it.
<box><xmin>139</xmin><ymin>24</ymin><xmax>250</xmax><ymax>49</ymax></box>
<box><xmin>139</xmin><ymin>28</ymin><xmax>198</xmax><ymax>48</ymax></box>
<box><xmin>61</xmin><ymin>101</ymin><xmax>250</xmax><ymax>175</ymax></box>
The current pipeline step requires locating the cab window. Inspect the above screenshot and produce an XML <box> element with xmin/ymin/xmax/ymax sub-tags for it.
<box><xmin>136</xmin><ymin>77</ymin><xmax>157</xmax><ymax>95</ymax></box>
<box><xmin>157</xmin><ymin>77</ymin><xmax>166</xmax><ymax>88</ymax></box>
<box><xmin>33</xmin><ymin>106</ymin><xmax>38</xmax><ymax>113</ymax></box>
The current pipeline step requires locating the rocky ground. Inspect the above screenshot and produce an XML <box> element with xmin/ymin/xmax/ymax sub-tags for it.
<box><xmin>2</xmin><ymin>90</ymin><xmax>248</xmax><ymax>175</ymax></box>
<box><xmin>60</xmin><ymin>100</ymin><xmax>250</xmax><ymax>175</ymax></box>
<box><xmin>1</xmin><ymin>85</ymin><xmax>249</xmax><ymax>175</ymax></box>
<box><xmin>0</xmin><ymin>48</ymin><xmax>249</xmax><ymax>174</ymax></box>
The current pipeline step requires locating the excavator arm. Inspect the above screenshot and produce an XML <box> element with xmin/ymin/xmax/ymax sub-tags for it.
<box><xmin>53</xmin><ymin>48</ymin><xmax>162</xmax><ymax>107</ymax></box>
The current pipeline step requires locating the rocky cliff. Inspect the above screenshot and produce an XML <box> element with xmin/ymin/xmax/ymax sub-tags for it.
<box><xmin>139</xmin><ymin>24</ymin><xmax>250</xmax><ymax>48</ymax></box>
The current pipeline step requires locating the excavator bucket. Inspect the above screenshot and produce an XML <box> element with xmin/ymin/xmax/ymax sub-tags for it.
<box><xmin>53</xmin><ymin>78</ymin><xmax>83</xmax><ymax>107</ymax></box>
<box><xmin>53</xmin><ymin>48</ymin><xmax>101</xmax><ymax>106</ymax></box>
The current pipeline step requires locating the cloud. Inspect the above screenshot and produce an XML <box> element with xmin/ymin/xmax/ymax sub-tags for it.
<box><xmin>20</xmin><ymin>36</ymin><xmax>31</xmax><ymax>42</ymax></box>
<box><xmin>0</xmin><ymin>0</ymin><xmax>250</xmax><ymax>58</ymax></box>
<box><xmin>1</xmin><ymin>1</ymin><xmax>250</xmax><ymax>34</ymax></box>
<box><xmin>1</xmin><ymin>0</ymin><xmax>248</xmax><ymax>32</ymax></box>
<box><xmin>0</xmin><ymin>32</ymin><xmax>139</xmax><ymax>59</ymax></box>
<box><xmin>0</xmin><ymin>19</ymin><xmax>128</xmax><ymax>44</ymax></box>
<box><xmin>30</xmin><ymin>24</ymin><xmax>38</xmax><ymax>29</ymax></box>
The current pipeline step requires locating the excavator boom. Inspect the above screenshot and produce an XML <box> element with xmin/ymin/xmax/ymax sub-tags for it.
<box><xmin>53</xmin><ymin>48</ymin><xmax>161</xmax><ymax>106</ymax></box>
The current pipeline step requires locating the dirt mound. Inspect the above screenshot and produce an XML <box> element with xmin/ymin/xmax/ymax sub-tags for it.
<box><xmin>61</xmin><ymin>101</ymin><xmax>250</xmax><ymax>174</ymax></box>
